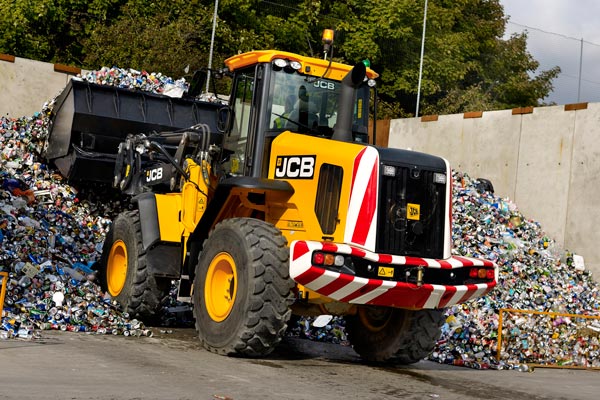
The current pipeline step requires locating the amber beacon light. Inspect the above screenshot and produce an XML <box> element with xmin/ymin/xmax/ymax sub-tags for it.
<box><xmin>322</xmin><ymin>29</ymin><xmax>334</xmax><ymax>56</ymax></box>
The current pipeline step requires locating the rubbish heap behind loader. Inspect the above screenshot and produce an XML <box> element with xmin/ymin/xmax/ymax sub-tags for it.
<box><xmin>45</xmin><ymin>31</ymin><xmax>497</xmax><ymax>363</ymax></box>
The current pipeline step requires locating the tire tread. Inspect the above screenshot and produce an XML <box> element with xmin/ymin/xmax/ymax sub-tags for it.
<box><xmin>194</xmin><ymin>218</ymin><xmax>294</xmax><ymax>357</ymax></box>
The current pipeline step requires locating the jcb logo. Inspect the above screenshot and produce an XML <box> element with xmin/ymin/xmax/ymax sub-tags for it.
<box><xmin>145</xmin><ymin>167</ymin><xmax>163</xmax><ymax>182</ymax></box>
<box><xmin>407</xmin><ymin>203</ymin><xmax>420</xmax><ymax>220</ymax></box>
<box><xmin>275</xmin><ymin>156</ymin><xmax>315</xmax><ymax>179</ymax></box>
<box><xmin>313</xmin><ymin>80</ymin><xmax>335</xmax><ymax>90</ymax></box>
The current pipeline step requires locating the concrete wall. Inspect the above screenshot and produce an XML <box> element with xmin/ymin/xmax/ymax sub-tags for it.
<box><xmin>389</xmin><ymin>103</ymin><xmax>600</xmax><ymax>278</ymax></box>
<box><xmin>0</xmin><ymin>54</ymin><xmax>82</xmax><ymax>117</ymax></box>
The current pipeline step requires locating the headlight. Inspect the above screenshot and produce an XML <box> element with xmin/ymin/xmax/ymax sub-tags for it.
<box><xmin>273</xmin><ymin>58</ymin><xmax>288</xmax><ymax>68</ymax></box>
<box><xmin>433</xmin><ymin>172</ymin><xmax>446</xmax><ymax>184</ymax></box>
<box><xmin>383</xmin><ymin>165</ymin><xmax>397</xmax><ymax>177</ymax></box>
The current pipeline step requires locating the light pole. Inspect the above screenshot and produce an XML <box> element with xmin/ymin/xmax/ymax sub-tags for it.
<box><xmin>415</xmin><ymin>0</ymin><xmax>428</xmax><ymax>117</ymax></box>
<box><xmin>206</xmin><ymin>0</ymin><xmax>219</xmax><ymax>94</ymax></box>
<box><xmin>577</xmin><ymin>38</ymin><xmax>583</xmax><ymax>102</ymax></box>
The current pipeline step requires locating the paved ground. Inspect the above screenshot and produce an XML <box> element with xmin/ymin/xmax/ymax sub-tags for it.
<box><xmin>0</xmin><ymin>328</ymin><xmax>598</xmax><ymax>400</ymax></box>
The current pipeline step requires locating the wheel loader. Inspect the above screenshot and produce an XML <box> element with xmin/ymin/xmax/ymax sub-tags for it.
<box><xmin>45</xmin><ymin>31</ymin><xmax>497</xmax><ymax>363</ymax></box>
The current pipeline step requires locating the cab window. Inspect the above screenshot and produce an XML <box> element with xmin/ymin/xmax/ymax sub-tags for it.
<box><xmin>268</xmin><ymin>69</ymin><xmax>370</xmax><ymax>140</ymax></box>
<box><xmin>223</xmin><ymin>68</ymin><xmax>255</xmax><ymax>175</ymax></box>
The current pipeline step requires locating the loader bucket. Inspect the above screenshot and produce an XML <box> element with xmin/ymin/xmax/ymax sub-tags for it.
<box><xmin>45</xmin><ymin>79</ymin><xmax>222</xmax><ymax>182</ymax></box>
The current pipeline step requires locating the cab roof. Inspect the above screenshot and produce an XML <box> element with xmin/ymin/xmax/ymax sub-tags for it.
<box><xmin>224</xmin><ymin>50</ymin><xmax>379</xmax><ymax>81</ymax></box>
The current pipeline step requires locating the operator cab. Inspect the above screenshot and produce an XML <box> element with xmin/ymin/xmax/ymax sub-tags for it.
<box><xmin>268</xmin><ymin>66</ymin><xmax>371</xmax><ymax>139</ymax></box>
<box><xmin>221</xmin><ymin>50</ymin><xmax>378</xmax><ymax>179</ymax></box>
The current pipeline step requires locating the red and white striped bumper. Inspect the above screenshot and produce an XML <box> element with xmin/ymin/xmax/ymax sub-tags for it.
<box><xmin>290</xmin><ymin>240</ymin><xmax>498</xmax><ymax>310</ymax></box>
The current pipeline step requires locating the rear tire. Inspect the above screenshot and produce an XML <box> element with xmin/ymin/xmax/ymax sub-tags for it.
<box><xmin>345</xmin><ymin>307</ymin><xmax>444</xmax><ymax>364</ymax></box>
<box><xmin>97</xmin><ymin>210</ymin><xmax>170</xmax><ymax>323</ymax></box>
<box><xmin>193</xmin><ymin>218</ymin><xmax>294</xmax><ymax>356</ymax></box>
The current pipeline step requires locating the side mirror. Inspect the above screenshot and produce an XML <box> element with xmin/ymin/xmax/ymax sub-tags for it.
<box><xmin>217</xmin><ymin>106</ymin><xmax>232</xmax><ymax>134</ymax></box>
<box><xmin>187</xmin><ymin>70</ymin><xmax>207</xmax><ymax>98</ymax></box>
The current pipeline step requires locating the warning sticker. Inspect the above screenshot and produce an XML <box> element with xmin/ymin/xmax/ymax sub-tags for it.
<box><xmin>378</xmin><ymin>266</ymin><xmax>394</xmax><ymax>278</ymax></box>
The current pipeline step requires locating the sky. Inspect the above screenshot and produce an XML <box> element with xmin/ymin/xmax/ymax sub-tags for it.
<box><xmin>500</xmin><ymin>0</ymin><xmax>600</xmax><ymax>105</ymax></box>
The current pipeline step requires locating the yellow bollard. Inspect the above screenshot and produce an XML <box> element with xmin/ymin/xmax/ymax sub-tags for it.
<box><xmin>0</xmin><ymin>271</ymin><xmax>8</xmax><ymax>318</ymax></box>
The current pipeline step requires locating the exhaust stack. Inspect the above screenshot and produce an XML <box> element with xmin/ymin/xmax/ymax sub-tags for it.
<box><xmin>331</xmin><ymin>62</ymin><xmax>367</xmax><ymax>143</ymax></box>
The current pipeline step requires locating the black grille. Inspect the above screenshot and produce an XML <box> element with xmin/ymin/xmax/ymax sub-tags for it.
<box><xmin>376</xmin><ymin>164</ymin><xmax>446</xmax><ymax>259</ymax></box>
<box><xmin>315</xmin><ymin>163</ymin><xmax>343</xmax><ymax>234</ymax></box>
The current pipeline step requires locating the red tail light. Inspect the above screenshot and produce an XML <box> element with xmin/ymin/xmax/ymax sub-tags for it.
<box><xmin>469</xmin><ymin>267</ymin><xmax>494</xmax><ymax>280</ymax></box>
<box><xmin>312</xmin><ymin>252</ymin><xmax>325</xmax><ymax>265</ymax></box>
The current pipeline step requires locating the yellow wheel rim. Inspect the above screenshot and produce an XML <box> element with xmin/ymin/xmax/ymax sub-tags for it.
<box><xmin>107</xmin><ymin>240</ymin><xmax>128</xmax><ymax>297</ymax></box>
<box><xmin>205</xmin><ymin>252</ymin><xmax>237</xmax><ymax>322</ymax></box>
<box><xmin>358</xmin><ymin>307</ymin><xmax>393</xmax><ymax>333</ymax></box>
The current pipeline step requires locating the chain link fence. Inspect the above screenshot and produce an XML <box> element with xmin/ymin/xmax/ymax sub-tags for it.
<box><xmin>499</xmin><ymin>21</ymin><xmax>600</xmax><ymax>106</ymax></box>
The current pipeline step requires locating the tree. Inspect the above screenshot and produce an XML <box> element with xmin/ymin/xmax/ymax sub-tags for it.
<box><xmin>419</xmin><ymin>6</ymin><xmax>561</xmax><ymax>115</ymax></box>
<box><xmin>0</xmin><ymin>0</ymin><xmax>560</xmax><ymax>117</ymax></box>
<box><xmin>310</xmin><ymin>0</ymin><xmax>560</xmax><ymax>117</ymax></box>
<box><xmin>0</xmin><ymin>0</ymin><xmax>126</xmax><ymax>64</ymax></box>
<box><xmin>83</xmin><ymin>0</ymin><xmax>215</xmax><ymax>78</ymax></box>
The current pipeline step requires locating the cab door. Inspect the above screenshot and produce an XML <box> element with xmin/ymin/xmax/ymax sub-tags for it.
<box><xmin>223</xmin><ymin>65</ymin><xmax>265</xmax><ymax>177</ymax></box>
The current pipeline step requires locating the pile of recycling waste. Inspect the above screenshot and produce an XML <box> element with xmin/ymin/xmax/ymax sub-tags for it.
<box><xmin>1</xmin><ymin>66</ymin><xmax>599</xmax><ymax>370</ymax></box>
<box><xmin>433</xmin><ymin>172</ymin><xmax>600</xmax><ymax>369</ymax></box>
<box><xmin>0</xmin><ymin>67</ymin><xmax>192</xmax><ymax>339</ymax></box>
<box><xmin>79</xmin><ymin>66</ymin><xmax>189</xmax><ymax>95</ymax></box>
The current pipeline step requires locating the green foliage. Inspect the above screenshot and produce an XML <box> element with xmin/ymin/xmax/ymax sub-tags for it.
<box><xmin>0</xmin><ymin>0</ymin><xmax>126</xmax><ymax>64</ymax></box>
<box><xmin>83</xmin><ymin>1</ymin><xmax>215</xmax><ymax>77</ymax></box>
<box><xmin>0</xmin><ymin>0</ymin><xmax>560</xmax><ymax>117</ymax></box>
<box><xmin>322</xmin><ymin>0</ymin><xmax>560</xmax><ymax>117</ymax></box>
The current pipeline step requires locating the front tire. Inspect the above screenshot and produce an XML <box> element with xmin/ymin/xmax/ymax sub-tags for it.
<box><xmin>97</xmin><ymin>211</ymin><xmax>170</xmax><ymax>323</ymax></box>
<box><xmin>193</xmin><ymin>218</ymin><xmax>294</xmax><ymax>356</ymax></box>
<box><xmin>345</xmin><ymin>307</ymin><xmax>444</xmax><ymax>364</ymax></box>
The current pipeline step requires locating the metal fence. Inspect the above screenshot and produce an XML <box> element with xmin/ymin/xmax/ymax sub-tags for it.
<box><xmin>497</xmin><ymin>308</ymin><xmax>600</xmax><ymax>369</ymax></box>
